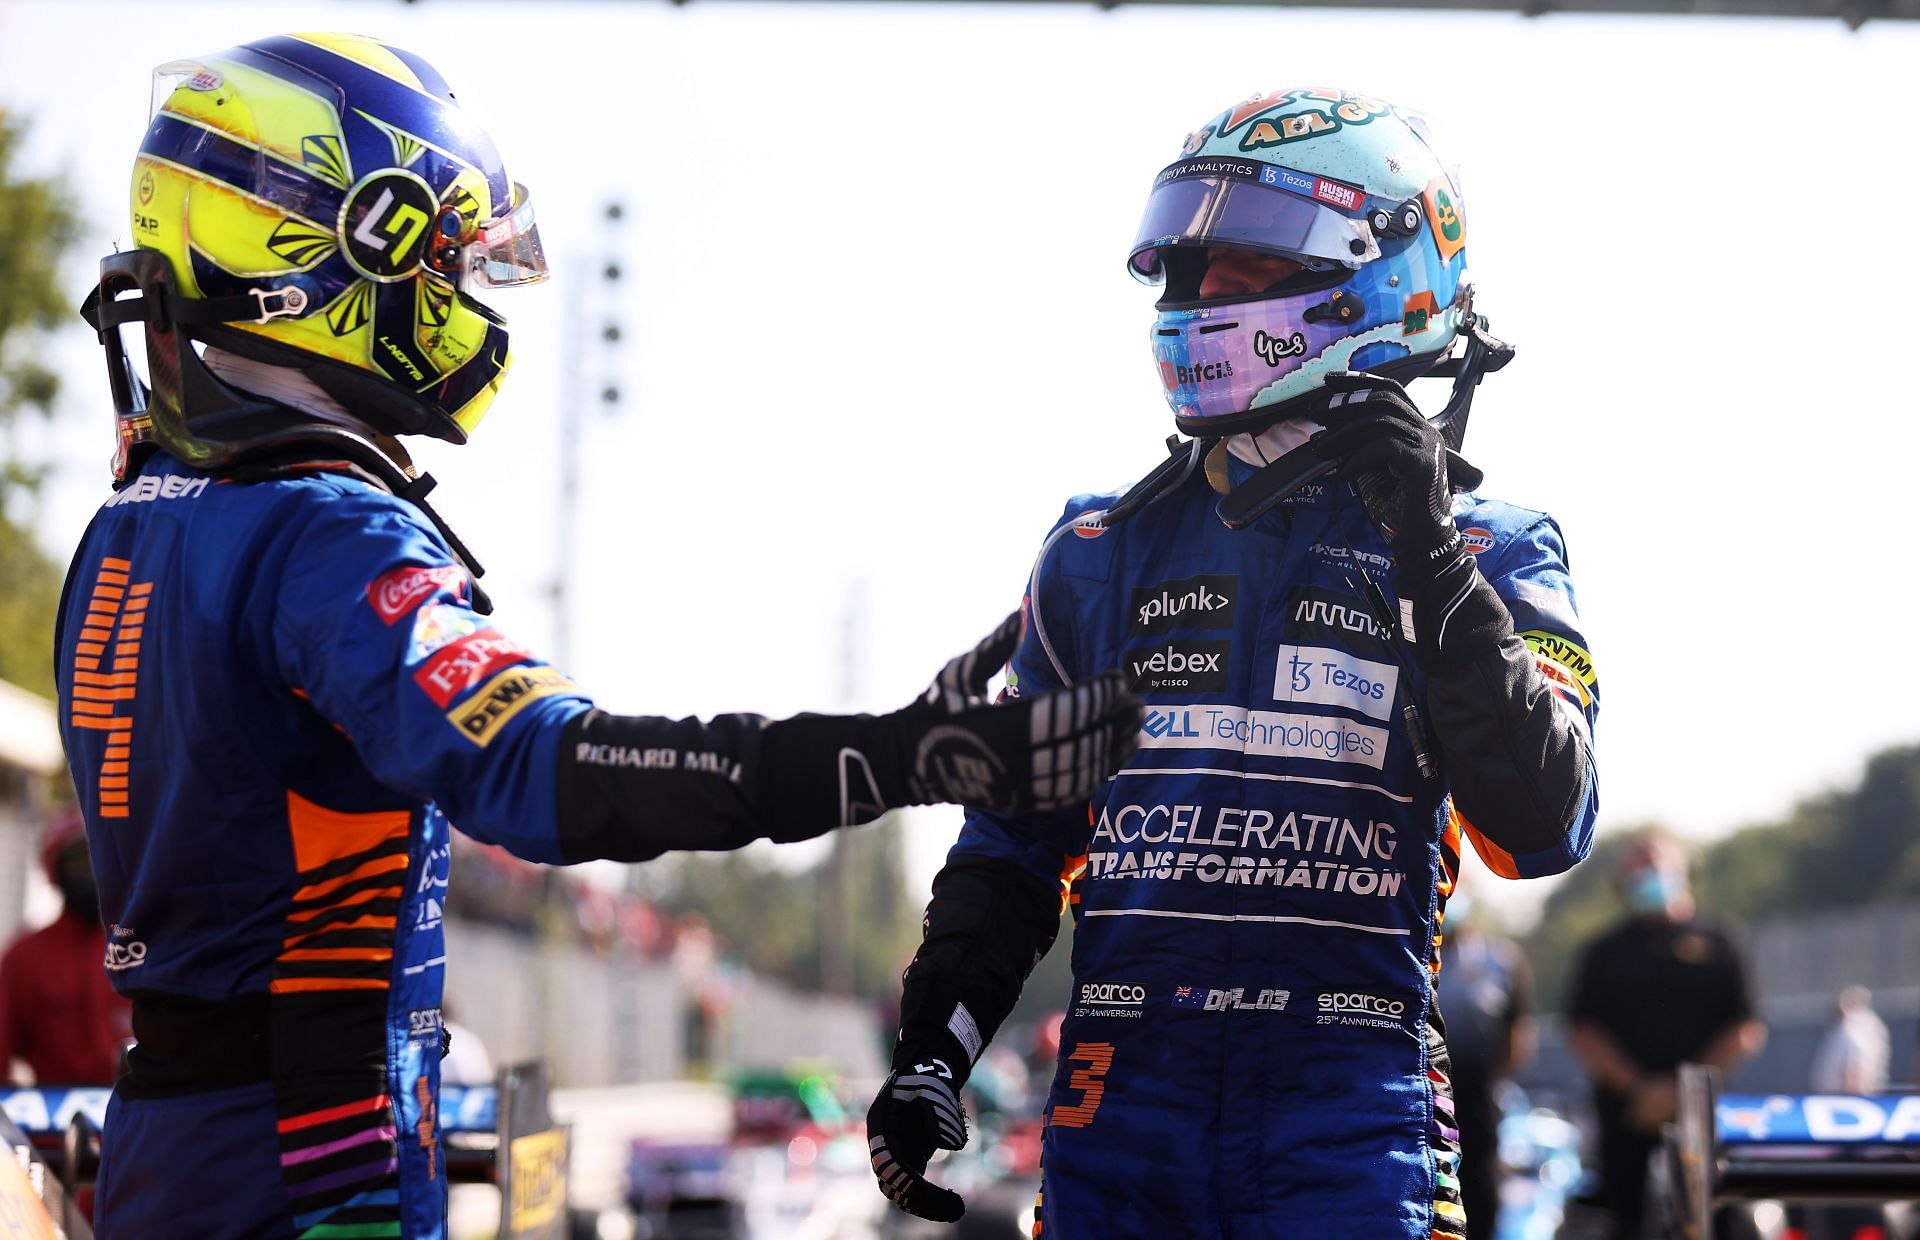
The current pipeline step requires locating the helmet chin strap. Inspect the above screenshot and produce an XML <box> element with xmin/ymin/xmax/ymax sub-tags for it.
<box><xmin>80</xmin><ymin>248</ymin><xmax>493</xmax><ymax>612</ymax></box>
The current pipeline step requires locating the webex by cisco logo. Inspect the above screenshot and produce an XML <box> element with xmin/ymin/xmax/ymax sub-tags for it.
<box><xmin>1130</xmin><ymin>574</ymin><xmax>1237</xmax><ymax>635</ymax></box>
<box><xmin>1125</xmin><ymin>640</ymin><xmax>1231</xmax><ymax>693</ymax></box>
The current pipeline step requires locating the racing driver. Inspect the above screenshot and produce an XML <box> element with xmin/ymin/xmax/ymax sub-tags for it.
<box><xmin>865</xmin><ymin>89</ymin><xmax>1599</xmax><ymax>1237</ymax></box>
<box><xmin>57</xmin><ymin>34</ymin><xmax>1140</xmax><ymax>1240</ymax></box>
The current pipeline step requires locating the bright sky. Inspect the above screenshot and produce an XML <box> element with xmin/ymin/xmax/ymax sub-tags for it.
<box><xmin>3</xmin><ymin>0</ymin><xmax>1917</xmax><ymax>925</ymax></box>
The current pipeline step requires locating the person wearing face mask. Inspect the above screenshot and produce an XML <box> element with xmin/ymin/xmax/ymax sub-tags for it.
<box><xmin>0</xmin><ymin>809</ymin><xmax>133</xmax><ymax>1084</ymax></box>
<box><xmin>1567</xmin><ymin>834</ymin><xmax>1765</xmax><ymax>1239</ymax></box>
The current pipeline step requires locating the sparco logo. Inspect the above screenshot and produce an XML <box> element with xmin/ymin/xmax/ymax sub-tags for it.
<box><xmin>1130</xmin><ymin>575</ymin><xmax>1237</xmax><ymax>635</ymax></box>
<box><xmin>409</xmin><ymin>1008</ymin><xmax>443</xmax><ymax>1039</ymax></box>
<box><xmin>1079</xmin><ymin>982</ymin><xmax>1146</xmax><ymax>1005</ymax></box>
<box><xmin>1126</xmin><ymin>640</ymin><xmax>1231</xmax><ymax>693</ymax></box>
<box><xmin>1318</xmin><ymin>992</ymin><xmax>1407</xmax><ymax>1017</ymax></box>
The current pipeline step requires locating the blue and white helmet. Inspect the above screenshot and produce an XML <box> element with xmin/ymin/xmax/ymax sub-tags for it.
<box><xmin>1129</xmin><ymin>89</ymin><xmax>1474</xmax><ymax>436</ymax></box>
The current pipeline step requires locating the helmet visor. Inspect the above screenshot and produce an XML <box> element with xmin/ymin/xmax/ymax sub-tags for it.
<box><xmin>465</xmin><ymin>182</ymin><xmax>548</xmax><ymax>290</ymax></box>
<box><xmin>1129</xmin><ymin>158</ymin><xmax>1379</xmax><ymax>281</ymax></box>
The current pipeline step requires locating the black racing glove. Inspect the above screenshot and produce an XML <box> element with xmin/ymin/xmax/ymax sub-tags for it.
<box><xmin>1308</xmin><ymin>372</ymin><xmax>1508</xmax><ymax>665</ymax></box>
<box><xmin>1308</xmin><ymin>372</ymin><xmax>1481</xmax><ymax>578</ymax></box>
<box><xmin>867</xmin><ymin>1053</ymin><xmax>969</xmax><ymax>1223</ymax></box>
<box><xmin>864</xmin><ymin>610</ymin><xmax>1142</xmax><ymax>816</ymax></box>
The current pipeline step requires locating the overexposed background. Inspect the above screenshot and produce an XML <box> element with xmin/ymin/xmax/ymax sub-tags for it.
<box><xmin>3</xmin><ymin>1</ymin><xmax>1915</xmax><ymax>923</ymax></box>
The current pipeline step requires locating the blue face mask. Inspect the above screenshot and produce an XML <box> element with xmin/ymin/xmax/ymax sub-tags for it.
<box><xmin>1624</xmin><ymin>868</ymin><xmax>1683</xmax><ymax>915</ymax></box>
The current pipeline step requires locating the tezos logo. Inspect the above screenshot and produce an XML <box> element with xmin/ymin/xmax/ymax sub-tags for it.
<box><xmin>1078</xmin><ymin>982</ymin><xmax>1146</xmax><ymax>1005</ymax></box>
<box><xmin>1318</xmin><ymin>991</ymin><xmax>1407</xmax><ymax>1017</ymax></box>
<box><xmin>1126</xmin><ymin>640</ymin><xmax>1230</xmax><ymax>693</ymax></box>
<box><xmin>1253</xmin><ymin>329</ymin><xmax>1307</xmax><ymax>367</ymax></box>
<box><xmin>342</xmin><ymin>170</ymin><xmax>439</xmax><ymax>282</ymax></box>
<box><xmin>1130</xmin><ymin>575</ymin><xmax>1237</xmax><ymax>635</ymax></box>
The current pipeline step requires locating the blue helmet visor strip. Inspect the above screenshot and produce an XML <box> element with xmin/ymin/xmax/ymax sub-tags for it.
<box><xmin>1129</xmin><ymin>157</ymin><xmax>1381</xmax><ymax>281</ymax></box>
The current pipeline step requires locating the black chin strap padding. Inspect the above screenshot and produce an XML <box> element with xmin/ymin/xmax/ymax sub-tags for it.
<box><xmin>1103</xmin><ymin>436</ymin><xmax>1213</xmax><ymax>528</ymax></box>
<box><xmin>1213</xmin><ymin>439</ymin><xmax>1338</xmax><ymax>531</ymax></box>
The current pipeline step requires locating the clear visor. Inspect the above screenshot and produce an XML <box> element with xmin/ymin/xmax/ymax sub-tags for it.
<box><xmin>1129</xmin><ymin>160</ymin><xmax>1379</xmax><ymax>282</ymax></box>
<box><xmin>465</xmin><ymin>182</ymin><xmax>548</xmax><ymax>290</ymax></box>
<box><xmin>150</xmin><ymin>59</ymin><xmax>215</xmax><ymax>121</ymax></box>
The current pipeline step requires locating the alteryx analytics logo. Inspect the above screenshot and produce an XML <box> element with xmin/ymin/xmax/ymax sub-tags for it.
<box><xmin>1126</xmin><ymin>640</ymin><xmax>1230</xmax><ymax>694</ymax></box>
<box><xmin>1273</xmin><ymin>645</ymin><xmax>1399</xmax><ymax>722</ymax></box>
<box><xmin>1130</xmin><ymin>575</ymin><xmax>1236</xmax><ymax>635</ymax></box>
<box><xmin>1139</xmin><ymin>705</ymin><xmax>1387</xmax><ymax>768</ymax></box>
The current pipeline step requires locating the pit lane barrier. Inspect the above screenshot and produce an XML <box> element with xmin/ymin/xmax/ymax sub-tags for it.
<box><xmin>1663</xmin><ymin>1063</ymin><xmax>1920</xmax><ymax>1240</ymax></box>
<box><xmin>0</xmin><ymin>1108</ymin><xmax>79</xmax><ymax>1239</ymax></box>
<box><xmin>0</xmin><ymin>1060</ymin><xmax>568</xmax><ymax>1240</ymax></box>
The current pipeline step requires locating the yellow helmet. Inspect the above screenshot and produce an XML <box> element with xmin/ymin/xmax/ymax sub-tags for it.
<box><xmin>100</xmin><ymin>33</ymin><xmax>545</xmax><ymax>468</ymax></box>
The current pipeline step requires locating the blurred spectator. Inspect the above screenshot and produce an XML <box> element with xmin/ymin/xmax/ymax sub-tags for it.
<box><xmin>1809</xmin><ymin>985</ymin><xmax>1888</xmax><ymax>1095</ymax></box>
<box><xmin>1567</xmin><ymin>834</ymin><xmax>1765</xmax><ymax>1239</ymax></box>
<box><xmin>0</xmin><ymin>811</ymin><xmax>132</xmax><ymax>1084</ymax></box>
<box><xmin>1439</xmin><ymin>882</ymin><xmax>1533</xmax><ymax>1240</ymax></box>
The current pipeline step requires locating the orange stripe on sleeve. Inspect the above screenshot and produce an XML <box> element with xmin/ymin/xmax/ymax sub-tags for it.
<box><xmin>269</xmin><ymin>977</ymin><xmax>389</xmax><ymax>995</ymax></box>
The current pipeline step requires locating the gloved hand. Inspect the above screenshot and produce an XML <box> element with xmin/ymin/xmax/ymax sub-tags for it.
<box><xmin>867</xmin><ymin>1054</ymin><xmax>969</xmax><ymax>1222</ymax></box>
<box><xmin>1308</xmin><ymin>372</ymin><xmax>1482</xmax><ymax>576</ymax></box>
<box><xmin>876</xmin><ymin>611</ymin><xmax>1142</xmax><ymax>815</ymax></box>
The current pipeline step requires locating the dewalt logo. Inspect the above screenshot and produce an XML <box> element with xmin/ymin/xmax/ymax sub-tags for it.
<box><xmin>449</xmin><ymin>665</ymin><xmax>576</xmax><ymax>747</ymax></box>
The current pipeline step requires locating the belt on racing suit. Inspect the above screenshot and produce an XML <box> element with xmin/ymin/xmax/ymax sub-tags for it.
<box><xmin>120</xmin><ymin>991</ymin><xmax>387</xmax><ymax>1099</ymax></box>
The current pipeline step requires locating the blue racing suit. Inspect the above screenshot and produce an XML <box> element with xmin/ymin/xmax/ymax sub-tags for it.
<box><xmin>894</xmin><ymin>464</ymin><xmax>1598</xmax><ymax>1239</ymax></box>
<box><xmin>55</xmin><ymin>452</ymin><xmax>938</xmax><ymax>1239</ymax></box>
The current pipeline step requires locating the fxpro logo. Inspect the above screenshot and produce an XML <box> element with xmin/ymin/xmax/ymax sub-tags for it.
<box><xmin>1130</xmin><ymin>575</ymin><xmax>1237</xmax><ymax>635</ymax></box>
<box><xmin>1126</xmin><ymin>640</ymin><xmax>1230</xmax><ymax>694</ymax></box>
<box><xmin>1078</xmin><ymin>982</ymin><xmax>1146</xmax><ymax>1006</ymax></box>
<box><xmin>1317</xmin><ymin>992</ymin><xmax>1407</xmax><ymax>1017</ymax></box>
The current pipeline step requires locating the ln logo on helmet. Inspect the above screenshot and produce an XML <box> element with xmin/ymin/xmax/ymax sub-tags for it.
<box><xmin>341</xmin><ymin>170</ymin><xmax>439</xmax><ymax>282</ymax></box>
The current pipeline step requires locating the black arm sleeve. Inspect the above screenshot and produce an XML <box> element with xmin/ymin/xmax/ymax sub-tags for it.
<box><xmin>553</xmin><ymin>708</ymin><xmax>906</xmax><ymax>863</ymax></box>
<box><xmin>893</xmin><ymin>856</ymin><xmax>1062</xmax><ymax>1079</ymax></box>
<box><xmin>1402</xmin><ymin>550</ymin><xmax>1593</xmax><ymax>872</ymax></box>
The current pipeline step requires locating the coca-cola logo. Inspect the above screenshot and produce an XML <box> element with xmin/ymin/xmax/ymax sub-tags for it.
<box><xmin>368</xmin><ymin>564</ymin><xmax>467</xmax><ymax>625</ymax></box>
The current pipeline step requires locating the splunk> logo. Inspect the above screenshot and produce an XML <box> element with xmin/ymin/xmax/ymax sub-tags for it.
<box><xmin>1253</xmin><ymin>329</ymin><xmax>1307</xmax><ymax>367</ymax></box>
